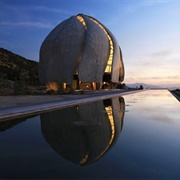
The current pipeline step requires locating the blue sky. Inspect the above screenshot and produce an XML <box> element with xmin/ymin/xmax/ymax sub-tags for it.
<box><xmin>0</xmin><ymin>0</ymin><xmax>180</xmax><ymax>87</ymax></box>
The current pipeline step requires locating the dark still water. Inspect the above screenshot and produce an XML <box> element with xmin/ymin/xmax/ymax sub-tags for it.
<box><xmin>0</xmin><ymin>90</ymin><xmax>180</xmax><ymax>179</ymax></box>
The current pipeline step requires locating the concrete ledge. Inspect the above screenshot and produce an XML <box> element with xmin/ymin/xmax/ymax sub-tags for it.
<box><xmin>0</xmin><ymin>90</ymin><xmax>141</xmax><ymax>121</ymax></box>
<box><xmin>169</xmin><ymin>91</ymin><xmax>180</xmax><ymax>102</ymax></box>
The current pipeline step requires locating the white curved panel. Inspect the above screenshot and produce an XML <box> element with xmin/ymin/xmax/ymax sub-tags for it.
<box><xmin>39</xmin><ymin>16</ymin><xmax>85</xmax><ymax>83</ymax></box>
<box><xmin>78</xmin><ymin>15</ymin><xmax>109</xmax><ymax>82</ymax></box>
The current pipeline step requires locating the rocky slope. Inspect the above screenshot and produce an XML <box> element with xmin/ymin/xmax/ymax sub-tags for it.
<box><xmin>0</xmin><ymin>48</ymin><xmax>41</xmax><ymax>95</ymax></box>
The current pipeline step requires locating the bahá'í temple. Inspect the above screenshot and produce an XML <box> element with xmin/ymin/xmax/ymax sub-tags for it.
<box><xmin>39</xmin><ymin>14</ymin><xmax>125</xmax><ymax>90</ymax></box>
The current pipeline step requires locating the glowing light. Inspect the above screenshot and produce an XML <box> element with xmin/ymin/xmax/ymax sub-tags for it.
<box><xmin>79</xmin><ymin>106</ymin><xmax>115</xmax><ymax>165</ymax></box>
<box><xmin>93</xmin><ymin>106</ymin><xmax>115</xmax><ymax>161</ymax></box>
<box><xmin>46</xmin><ymin>82</ymin><xmax>59</xmax><ymax>90</ymax></box>
<box><xmin>88</xmin><ymin>17</ymin><xmax>114</xmax><ymax>73</ymax></box>
<box><xmin>76</xmin><ymin>15</ymin><xmax>117</xmax><ymax>76</ymax></box>
<box><xmin>104</xmin><ymin>106</ymin><xmax>115</xmax><ymax>145</ymax></box>
<box><xmin>80</xmin><ymin>153</ymin><xmax>88</xmax><ymax>165</ymax></box>
<box><xmin>119</xmin><ymin>48</ymin><xmax>125</xmax><ymax>81</ymax></box>
<box><xmin>76</xmin><ymin>15</ymin><xmax>87</xmax><ymax>30</ymax></box>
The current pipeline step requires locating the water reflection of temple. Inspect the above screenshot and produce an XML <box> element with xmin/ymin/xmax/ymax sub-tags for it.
<box><xmin>40</xmin><ymin>96</ymin><xmax>125</xmax><ymax>165</ymax></box>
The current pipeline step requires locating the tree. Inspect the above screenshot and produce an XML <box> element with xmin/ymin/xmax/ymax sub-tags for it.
<box><xmin>139</xmin><ymin>85</ymin><xmax>144</xmax><ymax>90</ymax></box>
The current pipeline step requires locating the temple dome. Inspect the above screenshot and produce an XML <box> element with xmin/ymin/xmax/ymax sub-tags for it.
<box><xmin>39</xmin><ymin>14</ymin><xmax>124</xmax><ymax>89</ymax></box>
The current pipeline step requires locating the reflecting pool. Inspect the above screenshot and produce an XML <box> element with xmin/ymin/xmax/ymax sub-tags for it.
<box><xmin>0</xmin><ymin>90</ymin><xmax>180</xmax><ymax>179</ymax></box>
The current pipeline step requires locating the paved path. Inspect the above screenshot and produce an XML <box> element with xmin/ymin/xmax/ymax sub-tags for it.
<box><xmin>0</xmin><ymin>90</ymin><xmax>140</xmax><ymax>121</ymax></box>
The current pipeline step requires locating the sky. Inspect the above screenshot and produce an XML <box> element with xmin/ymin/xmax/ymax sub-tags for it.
<box><xmin>0</xmin><ymin>0</ymin><xmax>180</xmax><ymax>88</ymax></box>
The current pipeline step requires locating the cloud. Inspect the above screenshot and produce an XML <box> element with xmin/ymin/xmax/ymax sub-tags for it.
<box><xmin>34</xmin><ymin>6</ymin><xmax>71</xmax><ymax>14</ymax></box>
<box><xmin>147</xmin><ymin>49</ymin><xmax>173</xmax><ymax>58</ymax></box>
<box><xmin>0</xmin><ymin>40</ymin><xmax>14</xmax><ymax>48</ymax></box>
<box><xmin>0</xmin><ymin>21</ymin><xmax>53</xmax><ymax>28</ymax></box>
<box><xmin>167</xmin><ymin>75</ymin><xmax>180</xmax><ymax>79</ymax></box>
<box><xmin>1</xmin><ymin>4</ymin><xmax>72</xmax><ymax>15</ymax></box>
<box><xmin>151</xmin><ymin>76</ymin><xmax>163</xmax><ymax>79</ymax></box>
<box><xmin>141</xmin><ymin>62</ymin><xmax>153</xmax><ymax>66</ymax></box>
<box><xmin>138</xmin><ymin>76</ymin><xmax>163</xmax><ymax>80</ymax></box>
<box><xmin>141</xmin><ymin>0</ymin><xmax>170</xmax><ymax>7</ymax></box>
<box><xmin>113</xmin><ymin>0</ymin><xmax>170</xmax><ymax>16</ymax></box>
<box><xmin>134</xmin><ymin>75</ymin><xmax>180</xmax><ymax>80</ymax></box>
<box><xmin>139</xmin><ymin>49</ymin><xmax>177</xmax><ymax>67</ymax></box>
<box><xmin>0</xmin><ymin>3</ymin><xmax>74</xmax><ymax>29</ymax></box>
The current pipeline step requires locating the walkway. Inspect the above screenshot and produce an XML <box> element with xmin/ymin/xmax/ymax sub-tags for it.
<box><xmin>0</xmin><ymin>90</ymin><xmax>140</xmax><ymax>121</ymax></box>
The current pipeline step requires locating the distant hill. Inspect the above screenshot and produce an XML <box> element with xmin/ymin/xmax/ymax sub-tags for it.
<box><xmin>0</xmin><ymin>48</ymin><xmax>41</xmax><ymax>95</ymax></box>
<box><xmin>126</xmin><ymin>83</ymin><xmax>162</xmax><ymax>89</ymax></box>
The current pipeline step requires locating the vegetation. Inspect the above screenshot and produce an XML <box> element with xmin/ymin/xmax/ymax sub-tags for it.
<box><xmin>138</xmin><ymin>85</ymin><xmax>144</xmax><ymax>90</ymax></box>
<box><xmin>0</xmin><ymin>48</ymin><xmax>42</xmax><ymax>95</ymax></box>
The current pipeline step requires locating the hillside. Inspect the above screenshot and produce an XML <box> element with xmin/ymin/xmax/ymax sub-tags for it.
<box><xmin>126</xmin><ymin>83</ymin><xmax>162</xmax><ymax>89</ymax></box>
<box><xmin>0</xmin><ymin>48</ymin><xmax>41</xmax><ymax>95</ymax></box>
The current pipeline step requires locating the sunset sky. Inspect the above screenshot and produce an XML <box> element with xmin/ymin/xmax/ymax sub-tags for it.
<box><xmin>0</xmin><ymin>0</ymin><xmax>180</xmax><ymax>88</ymax></box>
